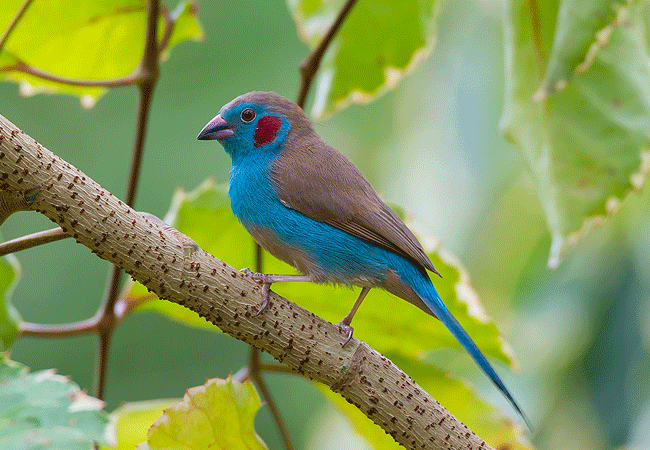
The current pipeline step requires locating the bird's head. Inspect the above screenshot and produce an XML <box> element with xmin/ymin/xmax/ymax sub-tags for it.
<box><xmin>197</xmin><ymin>92</ymin><xmax>312</xmax><ymax>162</ymax></box>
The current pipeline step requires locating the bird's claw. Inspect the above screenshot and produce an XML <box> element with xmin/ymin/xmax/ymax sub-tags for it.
<box><xmin>242</xmin><ymin>269</ymin><xmax>272</xmax><ymax>316</ymax></box>
<box><xmin>253</xmin><ymin>282</ymin><xmax>271</xmax><ymax>317</ymax></box>
<box><xmin>337</xmin><ymin>321</ymin><xmax>354</xmax><ymax>347</ymax></box>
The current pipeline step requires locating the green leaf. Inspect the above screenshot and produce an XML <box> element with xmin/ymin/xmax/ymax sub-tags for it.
<box><xmin>0</xmin><ymin>252</ymin><xmax>21</xmax><ymax>351</ymax></box>
<box><xmin>0</xmin><ymin>0</ymin><xmax>203</xmax><ymax>106</ymax></box>
<box><xmin>0</xmin><ymin>354</ymin><xmax>115</xmax><ymax>449</ymax></box>
<box><xmin>316</xmin><ymin>353</ymin><xmax>532</xmax><ymax>450</ymax></box>
<box><xmin>141</xmin><ymin>376</ymin><xmax>267</xmax><ymax>450</ymax></box>
<box><xmin>98</xmin><ymin>400</ymin><xmax>177</xmax><ymax>450</ymax></box>
<box><xmin>501</xmin><ymin>0</ymin><xmax>650</xmax><ymax>268</ymax></box>
<box><xmin>288</xmin><ymin>0</ymin><xmax>440</xmax><ymax>118</ymax></box>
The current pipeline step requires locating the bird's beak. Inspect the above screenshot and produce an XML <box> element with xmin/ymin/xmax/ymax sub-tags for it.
<box><xmin>197</xmin><ymin>114</ymin><xmax>235</xmax><ymax>141</ymax></box>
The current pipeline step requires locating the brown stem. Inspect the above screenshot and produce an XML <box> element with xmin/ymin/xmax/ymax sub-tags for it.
<box><xmin>20</xmin><ymin>317</ymin><xmax>98</xmax><ymax>337</ymax></box>
<box><xmin>250</xmin><ymin>350</ymin><xmax>294</xmax><ymax>450</ymax></box>
<box><xmin>296</xmin><ymin>0</ymin><xmax>358</xmax><ymax>108</ymax></box>
<box><xmin>0</xmin><ymin>227</ymin><xmax>68</xmax><ymax>257</ymax></box>
<box><xmin>158</xmin><ymin>7</ymin><xmax>174</xmax><ymax>52</ymax></box>
<box><xmin>259</xmin><ymin>363</ymin><xmax>296</xmax><ymax>374</ymax></box>
<box><xmin>3</xmin><ymin>63</ymin><xmax>137</xmax><ymax>87</ymax></box>
<box><xmin>0</xmin><ymin>0</ymin><xmax>34</xmax><ymax>51</ymax></box>
<box><xmin>93</xmin><ymin>0</ymin><xmax>160</xmax><ymax>400</ymax></box>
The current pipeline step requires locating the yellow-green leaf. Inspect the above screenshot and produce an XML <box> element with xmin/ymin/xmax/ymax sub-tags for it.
<box><xmin>0</xmin><ymin>252</ymin><xmax>21</xmax><ymax>351</ymax></box>
<box><xmin>98</xmin><ymin>400</ymin><xmax>177</xmax><ymax>450</ymax></box>
<box><xmin>142</xmin><ymin>376</ymin><xmax>267</xmax><ymax>450</ymax></box>
<box><xmin>0</xmin><ymin>0</ymin><xmax>203</xmax><ymax>105</ymax></box>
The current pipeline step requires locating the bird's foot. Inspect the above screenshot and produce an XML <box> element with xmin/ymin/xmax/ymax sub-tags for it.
<box><xmin>336</xmin><ymin>320</ymin><xmax>354</xmax><ymax>347</ymax></box>
<box><xmin>241</xmin><ymin>268</ymin><xmax>273</xmax><ymax>316</ymax></box>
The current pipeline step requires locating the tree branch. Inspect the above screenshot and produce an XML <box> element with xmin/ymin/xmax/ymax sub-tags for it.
<box><xmin>0</xmin><ymin>114</ymin><xmax>494</xmax><ymax>450</ymax></box>
<box><xmin>296</xmin><ymin>0</ymin><xmax>358</xmax><ymax>108</ymax></box>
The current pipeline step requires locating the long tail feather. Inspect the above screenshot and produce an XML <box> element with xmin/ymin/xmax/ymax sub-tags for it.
<box><xmin>418</xmin><ymin>283</ymin><xmax>533</xmax><ymax>431</ymax></box>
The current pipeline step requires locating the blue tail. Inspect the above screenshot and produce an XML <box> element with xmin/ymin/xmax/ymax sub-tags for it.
<box><xmin>414</xmin><ymin>279</ymin><xmax>532</xmax><ymax>430</ymax></box>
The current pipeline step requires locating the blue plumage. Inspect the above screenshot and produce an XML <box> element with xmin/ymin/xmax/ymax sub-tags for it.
<box><xmin>198</xmin><ymin>91</ymin><xmax>531</xmax><ymax>430</ymax></box>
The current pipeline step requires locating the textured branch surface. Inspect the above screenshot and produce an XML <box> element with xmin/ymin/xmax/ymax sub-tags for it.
<box><xmin>0</xmin><ymin>114</ymin><xmax>493</xmax><ymax>450</ymax></box>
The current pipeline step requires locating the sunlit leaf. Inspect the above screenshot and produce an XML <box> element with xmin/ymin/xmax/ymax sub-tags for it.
<box><xmin>98</xmin><ymin>400</ymin><xmax>177</xmax><ymax>450</ymax></box>
<box><xmin>0</xmin><ymin>252</ymin><xmax>21</xmax><ymax>351</ymax></box>
<box><xmin>140</xmin><ymin>376</ymin><xmax>267</xmax><ymax>450</ymax></box>
<box><xmin>501</xmin><ymin>0</ymin><xmax>650</xmax><ymax>268</ymax></box>
<box><xmin>0</xmin><ymin>0</ymin><xmax>203</xmax><ymax>105</ymax></box>
<box><xmin>0</xmin><ymin>354</ymin><xmax>114</xmax><ymax>449</ymax></box>
<box><xmin>288</xmin><ymin>0</ymin><xmax>440</xmax><ymax>118</ymax></box>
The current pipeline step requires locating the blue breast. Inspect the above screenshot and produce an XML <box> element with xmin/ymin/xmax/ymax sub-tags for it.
<box><xmin>228</xmin><ymin>153</ymin><xmax>414</xmax><ymax>287</ymax></box>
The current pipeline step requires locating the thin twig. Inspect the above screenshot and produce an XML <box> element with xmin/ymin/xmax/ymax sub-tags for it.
<box><xmin>296</xmin><ymin>0</ymin><xmax>358</xmax><ymax>108</ymax></box>
<box><xmin>3</xmin><ymin>63</ymin><xmax>137</xmax><ymax>87</ymax></box>
<box><xmin>93</xmin><ymin>0</ymin><xmax>161</xmax><ymax>400</ymax></box>
<box><xmin>250</xmin><ymin>350</ymin><xmax>294</xmax><ymax>450</ymax></box>
<box><xmin>0</xmin><ymin>227</ymin><xmax>68</xmax><ymax>257</ymax></box>
<box><xmin>0</xmin><ymin>0</ymin><xmax>34</xmax><ymax>51</ymax></box>
<box><xmin>94</xmin><ymin>264</ymin><xmax>122</xmax><ymax>399</ymax></box>
<box><xmin>259</xmin><ymin>363</ymin><xmax>297</xmax><ymax>374</ymax></box>
<box><xmin>158</xmin><ymin>7</ymin><xmax>174</xmax><ymax>53</ymax></box>
<box><xmin>20</xmin><ymin>317</ymin><xmax>98</xmax><ymax>337</ymax></box>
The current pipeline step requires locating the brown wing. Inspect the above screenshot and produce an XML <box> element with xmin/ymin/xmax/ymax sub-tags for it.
<box><xmin>270</xmin><ymin>131</ymin><xmax>439</xmax><ymax>276</ymax></box>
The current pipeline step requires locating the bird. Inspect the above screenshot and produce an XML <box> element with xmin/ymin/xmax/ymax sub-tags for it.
<box><xmin>197</xmin><ymin>91</ymin><xmax>530</xmax><ymax>429</ymax></box>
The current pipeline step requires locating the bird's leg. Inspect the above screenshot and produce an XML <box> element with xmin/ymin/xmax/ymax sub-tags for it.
<box><xmin>338</xmin><ymin>287</ymin><xmax>371</xmax><ymax>346</ymax></box>
<box><xmin>241</xmin><ymin>269</ymin><xmax>311</xmax><ymax>316</ymax></box>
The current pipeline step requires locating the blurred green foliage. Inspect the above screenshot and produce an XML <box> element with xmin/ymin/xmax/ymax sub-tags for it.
<box><xmin>1</xmin><ymin>0</ymin><xmax>649</xmax><ymax>449</ymax></box>
<box><xmin>0</xmin><ymin>354</ymin><xmax>113</xmax><ymax>449</ymax></box>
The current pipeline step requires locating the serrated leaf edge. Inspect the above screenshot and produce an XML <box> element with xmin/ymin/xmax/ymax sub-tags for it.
<box><xmin>312</xmin><ymin>43</ymin><xmax>434</xmax><ymax>119</ymax></box>
<box><xmin>549</xmin><ymin>148</ymin><xmax>650</xmax><ymax>268</ymax></box>
<box><xmin>534</xmin><ymin>0</ymin><xmax>633</xmax><ymax>101</ymax></box>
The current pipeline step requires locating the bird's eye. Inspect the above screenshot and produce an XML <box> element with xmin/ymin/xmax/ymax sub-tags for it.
<box><xmin>240</xmin><ymin>108</ymin><xmax>255</xmax><ymax>123</ymax></box>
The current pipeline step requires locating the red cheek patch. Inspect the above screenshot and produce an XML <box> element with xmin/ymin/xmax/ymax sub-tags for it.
<box><xmin>254</xmin><ymin>115</ymin><xmax>283</xmax><ymax>148</ymax></box>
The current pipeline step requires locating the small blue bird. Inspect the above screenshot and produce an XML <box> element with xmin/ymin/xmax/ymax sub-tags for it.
<box><xmin>198</xmin><ymin>91</ymin><xmax>530</xmax><ymax>428</ymax></box>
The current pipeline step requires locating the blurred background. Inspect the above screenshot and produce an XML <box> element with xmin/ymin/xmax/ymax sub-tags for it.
<box><xmin>2</xmin><ymin>0</ymin><xmax>649</xmax><ymax>449</ymax></box>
